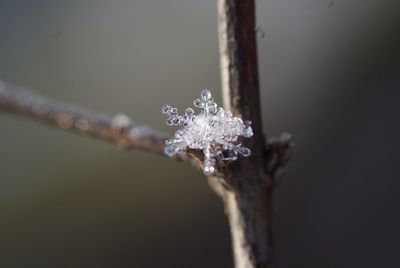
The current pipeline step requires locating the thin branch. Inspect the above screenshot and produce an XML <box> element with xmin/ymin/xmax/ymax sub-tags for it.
<box><xmin>217</xmin><ymin>1</ymin><xmax>276</xmax><ymax>268</ymax></box>
<box><xmin>0</xmin><ymin>80</ymin><xmax>198</xmax><ymax>165</ymax></box>
<box><xmin>218</xmin><ymin>0</ymin><xmax>265</xmax><ymax>158</ymax></box>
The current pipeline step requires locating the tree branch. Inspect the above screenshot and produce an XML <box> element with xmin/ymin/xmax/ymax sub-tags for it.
<box><xmin>216</xmin><ymin>1</ymin><xmax>278</xmax><ymax>267</ymax></box>
<box><xmin>0</xmin><ymin>80</ymin><xmax>198</xmax><ymax>165</ymax></box>
<box><xmin>218</xmin><ymin>0</ymin><xmax>265</xmax><ymax>156</ymax></box>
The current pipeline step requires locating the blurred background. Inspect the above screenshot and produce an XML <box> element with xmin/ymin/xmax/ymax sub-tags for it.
<box><xmin>1</xmin><ymin>0</ymin><xmax>400</xmax><ymax>267</ymax></box>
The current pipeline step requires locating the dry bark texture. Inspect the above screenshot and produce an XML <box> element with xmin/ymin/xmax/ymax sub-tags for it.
<box><xmin>216</xmin><ymin>0</ymin><xmax>273</xmax><ymax>267</ymax></box>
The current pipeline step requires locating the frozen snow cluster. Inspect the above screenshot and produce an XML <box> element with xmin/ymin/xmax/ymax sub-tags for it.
<box><xmin>161</xmin><ymin>89</ymin><xmax>253</xmax><ymax>175</ymax></box>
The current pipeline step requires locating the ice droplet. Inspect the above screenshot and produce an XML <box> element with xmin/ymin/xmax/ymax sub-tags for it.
<box><xmin>203</xmin><ymin>165</ymin><xmax>215</xmax><ymax>175</ymax></box>
<box><xmin>203</xmin><ymin>158</ymin><xmax>216</xmax><ymax>175</ymax></box>
<box><xmin>166</xmin><ymin>117</ymin><xmax>173</xmax><ymax>126</ymax></box>
<box><xmin>201</xmin><ymin>89</ymin><xmax>212</xmax><ymax>100</ymax></box>
<box><xmin>161</xmin><ymin>104</ymin><xmax>172</xmax><ymax>114</ymax></box>
<box><xmin>194</xmin><ymin>98</ymin><xmax>205</xmax><ymax>108</ymax></box>
<box><xmin>185</xmin><ymin>108</ymin><xmax>194</xmax><ymax>117</ymax></box>
<box><xmin>237</xmin><ymin>147</ymin><xmax>251</xmax><ymax>157</ymax></box>
<box><xmin>175</xmin><ymin>130</ymin><xmax>184</xmax><ymax>138</ymax></box>
<box><xmin>165</xmin><ymin>139</ymin><xmax>174</xmax><ymax>145</ymax></box>
<box><xmin>164</xmin><ymin>145</ymin><xmax>177</xmax><ymax>156</ymax></box>
<box><xmin>172</xmin><ymin>117</ymin><xmax>181</xmax><ymax>125</ymax></box>
<box><xmin>243</xmin><ymin>126</ymin><xmax>254</xmax><ymax>138</ymax></box>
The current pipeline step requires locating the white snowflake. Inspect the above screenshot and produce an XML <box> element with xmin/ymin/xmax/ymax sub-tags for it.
<box><xmin>162</xmin><ymin>89</ymin><xmax>253</xmax><ymax>175</ymax></box>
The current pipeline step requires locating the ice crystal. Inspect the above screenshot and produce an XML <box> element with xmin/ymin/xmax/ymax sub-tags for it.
<box><xmin>161</xmin><ymin>89</ymin><xmax>253</xmax><ymax>175</ymax></box>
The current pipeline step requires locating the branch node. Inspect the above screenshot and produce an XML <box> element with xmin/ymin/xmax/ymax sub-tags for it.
<box><xmin>266</xmin><ymin>132</ymin><xmax>295</xmax><ymax>185</ymax></box>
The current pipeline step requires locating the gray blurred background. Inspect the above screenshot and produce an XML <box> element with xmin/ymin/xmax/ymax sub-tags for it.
<box><xmin>1</xmin><ymin>0</ymin><xmax>400</xmax><ymax>267</ymax></box>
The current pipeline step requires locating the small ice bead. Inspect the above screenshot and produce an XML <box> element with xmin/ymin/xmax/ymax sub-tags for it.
<box><xmin>175</xmin><ymin>130</ymin><xmax>184</xmax><ymax>138</ymax></box>
<box><xmin>164</xmin><ymin>145</ymin><xmax>177</xmax><ymax>156</ymax></box>
<box><xmin>237</xmin><ymin>147</ymin><xmax>251</xmax><ymax>157</ymax></box>
<box><xmin>185</xmin><ymin>107</ymin><xmax>194</xmax><ymax>117</ymax></box>
<box><xmin>243</xmin><ymin>126</ymin><xmax>254</xmax><ymax>138</ymax></box>
<box><xmin>208</xmin><ymin>103</ymin><xmax>218</xmax><ymax>114</ymax></box>
<box><xmin>194</xmin><ymin>98</ymin><xmax>205</xmax><ymax>108</ymax></box>
<box><xmin>162</xmin><ymin>104</ymin><xmax>172</xmax><ymax>114</ymax></box>
<box><xmin>166</xmin><ymin>117</ymin><xmax>173</xmax><ymax>126</ymax></box>
<box><xmin>172</xmin><ymin>117</ymin><xmax>181</xmax><ymax>125</ymax></box>
<box><xmin>203</xmin><ymin>165</ymin><xmax>215</xmax><ymax>175</ymax></box>
<box><xmin>201</xmin><ymin>89</ymin><xmax>212</xmax><ymax>100</ymax></box>
<box><xmin>203</xmin><ymin>158</ymin><xmax>216</xmax><ymax>175</ymax></box>
<box><xmin>165</xmin><ymin>139</ymin><xmax>174</xmax><ymax>145</ymax></box>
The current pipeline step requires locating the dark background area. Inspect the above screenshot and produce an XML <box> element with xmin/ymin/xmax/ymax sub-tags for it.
<box><xmin>0</xmin><ymin>0</ymin><xmax>400</xmax><ymax>267</ymax></box>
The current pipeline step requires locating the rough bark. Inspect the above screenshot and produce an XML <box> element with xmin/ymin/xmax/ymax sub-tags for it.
<box><xmin>216</xmin><ymin>0</ymin><xmax>275</xmax><ymax>267</ymax></box>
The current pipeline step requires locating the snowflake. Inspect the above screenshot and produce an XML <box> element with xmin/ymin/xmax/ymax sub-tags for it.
<box><xmin>161</xmin><ymin>89</ymin><xmax>253</xmax><ymax>175</ymax></box>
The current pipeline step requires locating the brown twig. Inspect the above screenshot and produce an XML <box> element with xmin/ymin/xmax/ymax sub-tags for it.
<box><xmin>215</xmin><ymin>0</ymin><xmax>278</xmax><ymax>267</ymax></box>
<box><xmin>0</xmin><ymin>80</ymin><xmax>198</xmax><ymax>166</ymax></box>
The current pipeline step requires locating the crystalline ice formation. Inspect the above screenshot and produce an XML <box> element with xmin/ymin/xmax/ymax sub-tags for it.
<box><xmin>162</xmin><ymin>89</ymin><xmax>253</xmax><ymax>175</ymax></box>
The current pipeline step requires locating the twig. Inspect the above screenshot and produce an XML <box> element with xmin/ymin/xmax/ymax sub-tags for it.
<box><xmin>216</xmin><ymin>0</ymin><xmax>276</xmax><ymax>267</ymax></box>
<box><xmin>0</xmin><ymin>80</ymin><xmax>198</xmax><ymax>165</ymax></box>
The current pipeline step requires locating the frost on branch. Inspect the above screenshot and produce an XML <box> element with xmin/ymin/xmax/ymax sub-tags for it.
<box><xmin>161</xmin><ymin>89</ymin><xmax>253</xmax><ymax>175</ymax></box>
